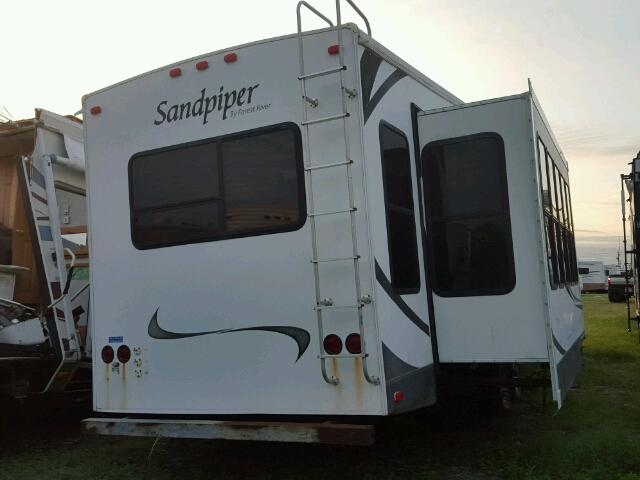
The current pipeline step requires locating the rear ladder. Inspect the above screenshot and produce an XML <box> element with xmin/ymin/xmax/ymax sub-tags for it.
<box><xmin>296</xmin><ymin>0</ymin><xmax>378</xmax><ymax>386</ymax></box>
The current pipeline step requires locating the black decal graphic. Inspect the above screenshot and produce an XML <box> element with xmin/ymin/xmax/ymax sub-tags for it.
<box><xmin>148</xmin><ymin>309</ymin><xmax>310</xmax><ymax>361</ymax></box>
<box><xmin>552</xmin><ymin>334</ymin><xmax>567</xmax><ymax>356</ymax></box>
<box><xmin>565</xmin><ymin>285</ymin><xmax>583</xmax><ymax>310</ymax></box>
<box><xmin>360</xmin><ymin>48</ymin><xmax>383</xmax><ymax>111</ymax></box>
<box><xmin>375</xmin><ymin>260</ymin><xmax>430</xmax><ymax>336</ymax></box>
<box><xmin>364</xmin><ymin>69</ymin><xmax>407</xmax><ymax>123</ymax></box>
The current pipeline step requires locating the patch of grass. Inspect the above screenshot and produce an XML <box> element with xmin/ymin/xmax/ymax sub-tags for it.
<box><xmin>1</xmin><ymin>294</ymin><xmax>639</xmax><ymax>479</ymax></box>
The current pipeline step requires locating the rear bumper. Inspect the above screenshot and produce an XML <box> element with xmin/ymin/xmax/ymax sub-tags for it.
<box><xmin>83</xmin><ymin>417</ymin><xmax>374</xmax><ymax>446</ymax></box>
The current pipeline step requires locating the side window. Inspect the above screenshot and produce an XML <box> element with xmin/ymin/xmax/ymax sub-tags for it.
<box><xmin>422</xmin><ymin>133</ymin><xmax>515</xmax><ymax>296</ymax></box>
<box><xmin>379</xmin><ymin>122</ymin><xmax>420</xmax><ymax>292</ymax></box>
<box><xmin>578</xmin><ymin>267</ymin><xmax>589</xmax><ymax>275</ymax></box>
<box><xmin>129</xmin><ymin>123</ymin><xmax>304</xmax><ymax>249</ymax></box>
<box><xmin>537</xmin><ymin>136</ymin><xmax>578</xmax><ymax>287</ymax></box>
<box><xmin>537</xmin><ymin>138</ymin><xmax>551</xmax><ymax>212</ymax></box>
<box><xmin>537</xmin><ymin>138</ymin><xmax>558</xmax><ymax>288</ymax></box>
<box><xmin>551</xmin><ymin>163</ymin><xmax>566</xmax><ymax>285</ymax></box>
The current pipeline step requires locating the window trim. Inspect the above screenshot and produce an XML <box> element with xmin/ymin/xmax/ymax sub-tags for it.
<box><xmin>421</xmin><ymin>132</ymin><xmax>516</xmax><ymax>298</ymax></box>
<box><xmin>378</xmin><ymin>120</ymin><xmax>421</xmax><ymax>294</ymax></box>
<box><xmin>128</xmin><ymin>122</ymin><xmax>306</xmax><ymax>250</ymax></box>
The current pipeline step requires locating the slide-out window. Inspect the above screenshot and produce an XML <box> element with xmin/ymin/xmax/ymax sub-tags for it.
<box><xmin>129</xmin><ymin>123</ymin><xmax>305</xmax><ymax>249</ymax></box>
<box><xmin>536</xmin><ymin>136</ymin><xmax>578</xmax><ymax>287</ymax></box>
<box><xmin>379</xmin><ymin>122</ymin><xmax>420</xmax><ymax>292</ymax></box>
<box><xmin>422</xmin><ymin>133</ymin><xmax>515</xmax><ymax>296</ymax></box>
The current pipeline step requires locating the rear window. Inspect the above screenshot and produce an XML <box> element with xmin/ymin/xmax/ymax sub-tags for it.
<box><xmin>129</xmin><ymin>123</ymin><xmax>305</xmax><ymax>249</ymax></box>
<box><xmin>422</xmin><ymin>133</ymin><xmax>515</xmax><ymax>296</ymax></box>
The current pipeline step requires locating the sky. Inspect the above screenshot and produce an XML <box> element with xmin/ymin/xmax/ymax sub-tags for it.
<box><xmin>2</xmin><ymin>0</ymin><xmax>638</xmax><ymax>260</ymax></box>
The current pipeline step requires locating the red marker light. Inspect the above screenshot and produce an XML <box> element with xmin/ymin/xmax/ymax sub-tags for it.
<box><xmin>323</xmin><ymin>334</ymin><xmax>343</xmax><ymax>355</ymax></box>
<box><xmin>169</xmin><ymin>67</ymin><xmax>182</xmax><ymax>78</ymax></box>
<box><xmin>117</xmin><ymin>345</ymin><xmax>131</xmax><ymax>364</ymax></box>
<box><xmin>101</xmin><ymin>345</ymin><xmax>114</xmax><ymax>364</ymax></box>
<box><xmin>224</xmin><ymin>53</ymin><xmax>237</xmax><ymax>63</ymax></box>
<box><xmin>393</xmin><ymin>391</ymin><xmax>404</xmax><ymax>402</ymax></box>
<box><xmin>196</xmin><ymin>60</ymin><xmax>209</xmax><ymax>71</ymax></box>
<box><xmin>345</xmin><ymin>333</ymin><xmax>361</xmax><ymax>354</ymax></box>
<box><xmin>90</xmin><ymin>106</ymin><xmax>102</xmax><ymax>115</ymax></box>
<box><xmin>328</xmin><ymin>44</ymin><xmax>340</xmax><ymax>55</ymax></box>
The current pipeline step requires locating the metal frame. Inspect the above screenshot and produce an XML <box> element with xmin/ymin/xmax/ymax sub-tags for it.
<box><xmin>83</xmin><ymin>417</ymin><xmax>374</xmax><ymax>446</ymax></box>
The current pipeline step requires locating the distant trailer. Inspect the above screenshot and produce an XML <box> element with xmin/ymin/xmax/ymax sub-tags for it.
<box><xmin>578</xmin><ymin>260</ymin><xmax>607</xmax><ymax>293</ymax></box>
<box><xmin>0</xmin><ymin>110</ymin><xmax>91</xmax><ymax>399</ymax></box>
<box><xmin>604</xmin><ymin>264</ymin><xmax>622</xmax><ymax>276</ymax></box>
<box><xmin>82</xmin><ymin>1</ymin><xmax>584</xmax><ymax>445</ymax></box>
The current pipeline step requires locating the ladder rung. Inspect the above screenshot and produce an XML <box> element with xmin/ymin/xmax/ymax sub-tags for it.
<box><xmin>298</xmin><ymin>65</ymin><xmax>346</xmax><ymax>80</ymax></box>
<box><xmin>311</xmin><ymin>255</ymin><xmax>360</xmax><ymax>264</ymax></box>
<box><xmin>309</xmin><ymin>207</ymin><xmax>356</xmax><ymax>217</ymax></box>
<box><xmin>305</xmin><ymin>160</ymin><xmax>353</xmax><ymax>172</ymax></box>
<box><xmin>302</xmin><ymin>112</ymin><xmax>349</xmax><ymax>126</ymax></box>
<box><xmin>315</xmin><ymin>304</ymin><xmax>363</xmax><ymax>310</ymax></box>
<box><xmin>318</xmin><ymin>353</ymin><xmax>368</xmax><ymax>359</ymax></box>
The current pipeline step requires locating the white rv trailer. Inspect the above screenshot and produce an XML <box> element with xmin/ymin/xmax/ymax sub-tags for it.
<box><xmin>0</xmin><ymin>109</ymin><xmax>91</xmax><ymax>399</ymax></box>
<box><xmin>578</xmin><ymin>260</ymin><xmax>607</xmax><ymax>293</ymax></box>
<box><xmin>82</xmin><ymin>1</ymin><xmax>583</xmax><ymax>445</ymax></box>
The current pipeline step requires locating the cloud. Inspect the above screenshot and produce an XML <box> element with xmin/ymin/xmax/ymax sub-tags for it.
<box><xmin>555</xmin><ymin>125</ymin><xmax>639</xmax><ymax>158</ymax></box>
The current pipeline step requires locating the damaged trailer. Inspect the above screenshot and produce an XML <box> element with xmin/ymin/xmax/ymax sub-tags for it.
<box><xmin>0</xmin><ymin>109</ymin><xmax>91</xmax><ymax>400</ymax></box>
<box><xmin>82</xmin><ymin>0</ymin><xmax>583</xmax><ymax>445</ymax></box>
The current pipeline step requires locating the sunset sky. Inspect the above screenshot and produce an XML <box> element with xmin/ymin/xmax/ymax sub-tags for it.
<box><xmin>2</xmin><ymin>0</ymin><xmax>638</xmax><ymax>244</ymax></box>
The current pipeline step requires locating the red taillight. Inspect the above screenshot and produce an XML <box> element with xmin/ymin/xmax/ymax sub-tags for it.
<box><xmin>328</xmin><ymin>44</ymin><xmax>340</xmax><ymax>55</ymax></box>
<box><xmin>169</xmin><ymin>67</ymin><xmax>182</xmax><ymax>78</ymax></box>
<box><xmin>224</xmin><ymin>53</ymin><xmax>237</xmax><ymax>63</ymax></box>
<box><xmin>101</xmin><ymin>345</ymin><xmax>114</xmax><ymax>364</ymax></box>
<box><xmin>196</xmin><ymin>60</ymin><xmax>209</xmax><ymax>71</ymax></box>
<box><xmin>323</xmin><ymin>334</ymin><xmax>342</xmax><ymax>355</ymax></box>
<box><xmin>608</xmin><ymin>276</ymin><xmax>611</xmax><ymax>284</ymax></box>
<box><xmin>117</xmin><ymin>345</ymin><xmax>131</xmax><ymax>364</ymax></box>
<box><xmin>393</xmin><ymin>390</ymin><xmax>405</xmax><ymax>402</ymax></box>
<box><xmin>345</xmin><ymin>333</ymin><xmax>361</xmax><ymax>354</ymax></box>
<box><xmin>90</xmin><ymin>106</ymin><xmax>102</xmax><ymax>115</ymax></box>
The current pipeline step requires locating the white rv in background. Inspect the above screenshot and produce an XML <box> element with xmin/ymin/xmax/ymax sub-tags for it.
<box><xmin>82</xmin><ymin>1</ymin><xmax>583</xmax><ymax>445</ymax></box>
<box><xmin>0</xmin><ymin>110</ymin><xmax>91</xmax><ymax>399</ymax></box>
<box><xmin>578</xmin><ymin>260</ymin><xmax>607</xmax><ymax>292</ymax></box>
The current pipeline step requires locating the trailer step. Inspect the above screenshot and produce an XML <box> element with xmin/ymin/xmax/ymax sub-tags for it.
<box><xmin>311</xmin><ymin>255</ymin><xmax>360</xmax><ymax>263</ymax></box>
<box><xmin>308</xmin><ymin>207</ymin><xmax>356</xmax><ymax>217</ymax></box>
<box><xmin>315</xmin><ymin>303</ymin><xmax>364</xmax><ymax>310</ymax></box>
<box><xmin>304</xmin><ymin>159</ymin><xmax>353</xmax><ymax>171</ymax></box>
<box><xmin>83</xmin><ymin>418</ymin><xmax>374</xmax><ymax>446</ymax></box>
<box><xmin>298</xmin><ymin>65</ymin><xmax>346</xmax><ymax>80</ymax></box>
<box><xmin>318</xmin><ymin>353</ymin><xmax>368</xmax><ymax>359</ymax></box>
<box><xmin>301</xmin><ymin>112</ymin><xmax>349</xmax><ymax>126</ymax></box>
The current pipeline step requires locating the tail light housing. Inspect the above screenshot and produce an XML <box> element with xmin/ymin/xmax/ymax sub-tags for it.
<box><xmin>117</xmin><ymin>345</ymin><xmax>131</xmax><ymax>364</ymax></box>
<box><xmin>323</xmin><ymin>334</ymin><xmax>342</xmax><ymax>355</ymax></box>
<box><xmin>608</xmin><ymin>276</ymin><xmax>611</xmax><ymax>285</ymax></box>
<box><xmin>345</xmin><ymin>333</ymin><xmax>362</xmax><ymax>354</ymax></box>
<box><xmin>328</xmin><ymin>44</ymin><xmax>340</xmax><ymax>55</ymax></box>
<box><xmin>101</xmin><ymin>345</ymin><xmax>114</xmax><ymax>364</ymax></box>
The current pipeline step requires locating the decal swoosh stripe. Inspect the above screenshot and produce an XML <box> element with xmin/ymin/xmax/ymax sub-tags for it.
<box><xmin>552</xmin><ymin>334</ymin><xmax>567</xmax><ymax>355</ymax></box>
<box><xmin>363</xmin><ymin>69</ymin><xmax>407</xmax><ymax>123</ymax></box>
<box><xmin>148</xmin><ymin>309</ymin><xmax>311</xmax><ymax>361</ymax></box>
<box><xmin>360</xmin><ymin>48</ymin><xmax>384</xmax><ymax>110</ymax></box>
<box><xmin>565</xmin><ymin>285</ymin><xmax>583</xmax><ymax>309</ymax></box>
<box><xmin>375</xmin><ymin>260</ymin><xmax>430</xmax><ymax>336</ymax></box>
